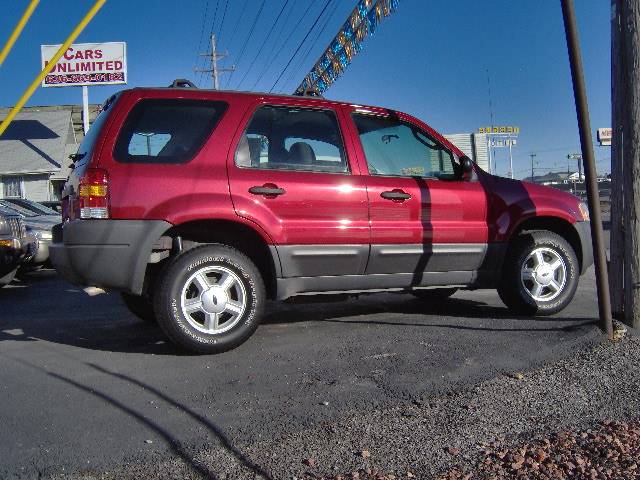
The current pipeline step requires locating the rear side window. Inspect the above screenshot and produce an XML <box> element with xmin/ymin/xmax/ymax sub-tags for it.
<box><xmin>114</xmin><ymin>99</ymin><xmax>227</xmax><ymax>164</ymax></box>
<box><xmin>235</xmin><ymin>105</ymin><xmax>349</xmax><ymax>173</ymax></box>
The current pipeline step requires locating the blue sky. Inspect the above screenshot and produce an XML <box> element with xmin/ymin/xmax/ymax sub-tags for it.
<box><xmin>1</xmin><ymin>0</ymin><xmax>610</xmax><ymax>178</ymax></box>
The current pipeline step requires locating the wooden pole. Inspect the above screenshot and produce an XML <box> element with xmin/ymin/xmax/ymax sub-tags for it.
<box><xmin>621</xmin><ymin>0</ymin><xmax>640</xmax><ymax>328</ymax></box>
<box><xmin>610</xmin><ymin>0</ymin><xmax>625</xmax><ymax>319</ymax></box>
<box><xmin>560</xmin><ymin>0</ymin><xmax>614</xmax><ymax>337</ymax></box>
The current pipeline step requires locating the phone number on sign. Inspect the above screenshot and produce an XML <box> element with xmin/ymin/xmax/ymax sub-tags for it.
<box><xmin>44</xmin><ymin>72</ymin><xmax>125</xmax><ymax>85</ymax></box>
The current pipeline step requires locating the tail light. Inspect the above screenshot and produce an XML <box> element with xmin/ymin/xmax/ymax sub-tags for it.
<box><xmin>78</xmin><ymin>168</ymin><xmax>109</xmax><ymax>219</ymax></box>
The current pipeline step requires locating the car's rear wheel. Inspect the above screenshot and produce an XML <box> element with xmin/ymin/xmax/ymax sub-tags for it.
<box><xmin>497</xmin><ymin>231</ymin><xmax>579</xmax><ymax>315</ymax></box>
<box><xmin>411</xmin><ymin>288</ymin><xmax>458</xmax><ymax>300</ymax></box>
<box><xmin>154</xmin><ymin>244</ymin><xmax>265</xmax><ymax>354</ymax></box>
<box><xmin>121</xmin><ymin>292</ymin><xmax>156</xmax><ymax>323</ymax></box>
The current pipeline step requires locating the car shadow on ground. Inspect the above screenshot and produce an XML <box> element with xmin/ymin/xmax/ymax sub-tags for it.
<box><xmin>0</xmin><ymin>270</ymin><xmax>596</xmax><ymax>355</ymax></box>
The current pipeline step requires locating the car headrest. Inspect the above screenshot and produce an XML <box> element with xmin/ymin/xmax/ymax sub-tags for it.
<box><xmin>288</xmin><ymin>142</ymin><xmax>316</xmax><ymax>165</ymax></box>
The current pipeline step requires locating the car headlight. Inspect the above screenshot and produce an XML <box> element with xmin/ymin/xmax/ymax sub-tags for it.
<box><xmin>0</xmin><ymin>218</ymin><xmax>9</xmax><ymax>236</ymax></box>
<box><xmin>34</xmin><ymin>229</ymin><xmax>53</xmax><ymax>241</ymax></box>
<box><xmin>578</xmin><ymin>202</ymin><xmax>590</xmax><ymax>221</ymax></box>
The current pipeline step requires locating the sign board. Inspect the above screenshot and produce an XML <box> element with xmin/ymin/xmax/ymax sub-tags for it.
<box><xmin>41</xmin><ymin>42</ymin><xmax>127</xmax><ymax>87</ymax></box>
<box><xmin>478</xmin><ymin>126</ymin><xmax>520</xmax><ymax>135</ymax></box>
<box><xmin>597</xmin><ymin>128</ymin><xmax>612</xmax><ymax>146</ymax></box>
<box><xmin>491</xmin><ymin>139</ymin><xmax>517</xmax><ymax>148</ymax></box>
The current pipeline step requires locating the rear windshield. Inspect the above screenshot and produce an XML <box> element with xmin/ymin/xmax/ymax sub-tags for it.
<box><xmin>114</xmin><ymin>99</ymin><xmax>227</xmax><ymax>164</ymax></box>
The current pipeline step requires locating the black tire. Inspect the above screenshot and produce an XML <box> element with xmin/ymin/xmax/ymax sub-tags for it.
<box><xmin>121</xmin><ymin>292</ymin><xmax>156</xmax><ymax>323</ymax></box>
<box><xmin>497</xmin><ymin>231</ymin><xmax>579</xmax><ymax>316</ymax></box>
<box><xmin>154</xmin><ymin>244</ymin><xmax>265</xmax><ymax>354</ymax></box>
<box><xmin>411</xmin><ymin>288</ymin><xmax>458</xmax><ymax>300</ymax></box>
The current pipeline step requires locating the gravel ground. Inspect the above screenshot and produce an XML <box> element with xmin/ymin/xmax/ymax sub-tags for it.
<box><xmin>51</xmin><ymin>327</ymin><xmax>639</xmax><ymax>480</ymax></box>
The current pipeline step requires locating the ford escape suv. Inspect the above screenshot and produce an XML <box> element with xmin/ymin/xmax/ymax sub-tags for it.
<box><xmin>50</xmin><ymin>86</ymin><xmax>593</xmax><ymax>353</ymax></box>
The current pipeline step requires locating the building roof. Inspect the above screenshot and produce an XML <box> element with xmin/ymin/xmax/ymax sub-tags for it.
<box><xmin>0</xmin><ymin>110</ymin><xmax>74</xmax><ymax>175</ymax></box>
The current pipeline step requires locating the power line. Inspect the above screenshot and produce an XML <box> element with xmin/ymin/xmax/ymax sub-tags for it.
<box><xmin>225</xmin><ymin>0</ymin><xmax>267</xmax><ymax>88</ymax></box>
<box><xmin>194</xmin><ymin>0</ymin><xmax>211</xmax><ymax>87</ymax></box>
<box><xmin>249</xmin><ymin>0</ymin><xmax>303</xmax><ymax>92</ymax></box>
<box><xmin>225</xmin><ymin>0</ymin><xmax>251</xmax><ymax>53</ymax></box>
<box><xmin>281</xmin><ymin>0</ymin><xmax>338</xmax><ymax>93</ymax></box>
<box><xmin>236</xmin><ymin>0</ymin><xmax>290</xmax><ymax>90</ymax></box>
<box><xmin>270</xmin><ymin>0</ymin><xmax>333</xmax><ymax>93</ymax></box>
<box><xmin>217</xmin><ymin>0</ymin><xmax>230</xmax><ymax>46</ymax></box>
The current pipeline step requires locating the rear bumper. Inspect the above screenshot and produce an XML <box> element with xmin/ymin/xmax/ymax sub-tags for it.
<box><xmin>575</xmin><ymin>220</ymin><xmax>593</xmax><ymax>275</ymax></box>
<box><xmin>49</xmin><ymin>219</ymin><xmax>171</xmax><ymax>294</ymax></box>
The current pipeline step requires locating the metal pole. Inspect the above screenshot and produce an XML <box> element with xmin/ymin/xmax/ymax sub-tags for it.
<box><xmin>508</xmin><ymin>134</ymin><xmax>514</xmax><ymax>179</ymax></box>
<box><xmin>487</xmin><ymin>136</ymin><xmax>493</xmax><ymax>174</ymax></box>
<box><xmin>560</xmin><ymin>0</ymin><xmax>613</xmax><ymax>337</ymax></box>
<box><xmin>0</xmin><ymin>0</ymin><xmax>107</xmax><ymax>137</ymax></box>
<box><xmin>82</xmin><ymin>85</ymin><xmax>90</xmax><ymax>134</ymax></box>
<box><xmin>530</xmin><ymin>153</ymin><xmax>536</xmax><ymax>181</ymax></box>
<box><xmin>0</xmin><ymin>0</ymin><xmax>40</xmax><ymax>68</ymax></box>
<box><xmin>212</xmin><ymin>34</ymin><xmax>219</xmax><ymax>90</ymax></box>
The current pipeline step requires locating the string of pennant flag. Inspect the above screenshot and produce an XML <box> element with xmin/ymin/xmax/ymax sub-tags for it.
<box><xmin>295</xmin><ymin>0</ymin><xmax>399</xmax><ymax>96</ymax></box>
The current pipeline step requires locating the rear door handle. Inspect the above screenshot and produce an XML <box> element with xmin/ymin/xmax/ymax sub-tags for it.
<box><xmin>249</xmin><ymin>185</ymin><xmax>286</xmax><ymax>196</ymax></box>
<box><xmin>380</xmin><ymin>190</ymin><xmax>411</xmax><ymax>201</ymax></box>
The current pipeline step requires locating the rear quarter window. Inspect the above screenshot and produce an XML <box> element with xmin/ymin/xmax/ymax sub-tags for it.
<box><xmin>114</xmin><ymin>99</ymin><xmax>227</xmax><ymax>164</ymax></box>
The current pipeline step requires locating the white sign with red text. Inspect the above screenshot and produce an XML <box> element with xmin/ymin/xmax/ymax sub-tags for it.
<box><xmin>40</xmin><ymin>42</ymin><xmax>127</xmax><ymax>87</ymax></box>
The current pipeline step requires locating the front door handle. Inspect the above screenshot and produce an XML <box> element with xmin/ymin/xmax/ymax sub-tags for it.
<box><xmin>380</xmin><ymin>190</ymin><xmax>411</xmax><ymax>201</ymax></box>
<box><xmin>249</xmin><ymin>185</ymin><xmax>285</xmax><ymax>196</ymax></box>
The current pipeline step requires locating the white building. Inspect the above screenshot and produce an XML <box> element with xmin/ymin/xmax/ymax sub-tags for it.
<box><xmin>0</xmin><ymin>105</ymin><xmax>97</xmax><ymax>201</ymax></box>
<box><xmin>444</xmin><ymin>133</ymin><xmax>489</xmax><ymax>172</ymax></box>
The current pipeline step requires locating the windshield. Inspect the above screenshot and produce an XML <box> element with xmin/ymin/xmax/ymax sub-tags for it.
<box><xmin>0</xmin><ymin>201</ymin><xmax>37</xmax><ymax>217</ymax></box>
<box><xmin>4</xmin><ymin>198</ymin><xmax>58</xmax><ymax>216</ymax></box>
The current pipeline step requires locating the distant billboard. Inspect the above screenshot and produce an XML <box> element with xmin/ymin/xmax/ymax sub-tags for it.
<box><xmin>597</xmin><ymin>128</ymin><xmax>612</xmax><ymax>146</ymax></box>
<box><xmin>40</xmin><ymin>42</ymin><xmax>127</xmax><ymax>87</ymax></box>
<box><xmin>478</xmin><ymin>126</ymin><xmax>520</xmax><ymax>135</ymax></box>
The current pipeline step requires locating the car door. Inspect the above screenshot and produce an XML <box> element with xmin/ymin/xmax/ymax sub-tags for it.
<box><xmin>345</xmin><ymin>107</ymin><xmax>489</xmax><ymax>285</ymax></box>
<box><xmin>227</xmin><ymin>100</ymin><xmax>370</xmax><ymax>278</ymax></box>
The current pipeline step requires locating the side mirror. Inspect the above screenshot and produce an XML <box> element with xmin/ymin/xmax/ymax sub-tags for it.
<box><xmin>460</xmin><ymin>156</ymin><xmax>473</xmax><ymax>175</ymax></box>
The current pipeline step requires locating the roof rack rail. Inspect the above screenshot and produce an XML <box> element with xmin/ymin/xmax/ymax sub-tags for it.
<box><xmin>293</xmin><ymin>87</ymin><xmax>323</xmax><ymax>98</ymax></box>
<box><xmin>169</xmin><ymin>78</ymin><xmax>197</xmax><ymax>88</ymax></box>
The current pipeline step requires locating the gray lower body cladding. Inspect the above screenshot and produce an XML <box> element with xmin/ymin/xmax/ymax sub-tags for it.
<box><xmin>49</xmin><ymin>219</ymin><xmax>171</xmax><ymax>295</ymax></box>
<box><xmin>273</xmin><ymin>243</ymin><xmax>506</xmax><ymax>299</ymax></box>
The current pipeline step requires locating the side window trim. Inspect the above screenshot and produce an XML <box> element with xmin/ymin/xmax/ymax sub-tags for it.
<box><xmin>234</xmin><ymin>103</ymin><xmax>352</xmax><ymax>175</ymax></box>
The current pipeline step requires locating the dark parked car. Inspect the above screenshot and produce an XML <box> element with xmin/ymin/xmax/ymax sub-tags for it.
<box><xmin>39</xmin><ymin>201</ymin><xmax>62</xmax><ymax>213</ymax></box>
<box><xmin>0</xmin><ymin>199</ymin><xmax>58</xmax><ymax>267</ymax></box>
<box><xmin>0</xmin><ymin>206</ymin><xmax>28</xmax><ymax>287</ymax></box>
<box><xmin>50</xmin><ymin>86</ymin><xmax>593</xmax><ymax>353</ymax></box>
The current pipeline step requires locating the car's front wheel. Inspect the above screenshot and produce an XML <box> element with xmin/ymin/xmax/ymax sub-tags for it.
<box><xmin>497</xmin><ymin>231</ymin><xmax>579</xmax><ymax>315</ymax></box>
<box><xmin>154</xmin><ymin>244</ymin><xmax>265</xmax><ymax>354</ymax></box>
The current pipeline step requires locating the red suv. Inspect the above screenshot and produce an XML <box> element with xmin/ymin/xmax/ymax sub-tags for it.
<box><xmin>50</xmin><ymin>85</ymin><xmax>593</xmax><ymax>353</ymax></box>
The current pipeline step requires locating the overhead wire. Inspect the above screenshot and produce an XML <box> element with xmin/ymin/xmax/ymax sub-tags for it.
<box><xmin>235</xmin><ymin>0</ymin><xmax>291</xmax><ymax>90</ymax></box>
<box><xmin>225</xmin><ymin>0</ymin><xmax>267</xmax><ymax>88</ymax></box>
<box><xmin>249</xmin><ymin>0</ymin><xmax>301</xmax><ymax>92</ymax></box>
<box><xmin>281</xmin><ymin>0</ymin><xmax>339</xmax><ymax>93</ymax></box>
<box><xmin>270</xmin><ymin>0</ymin><xmax>333</xmax><ymax>93</ymax></box>
<box><xmin>193</xmin><ymin>0</ymin><xmax>211</xmax><ymax>87</ymax></box>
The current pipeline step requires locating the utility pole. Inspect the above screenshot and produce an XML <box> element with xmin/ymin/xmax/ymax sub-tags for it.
<box><xmin>611</xmin><ymin>0</ymin><xmax>640</xmax><ymax>328</ymax></box>
<box><xmin>610</xmin><ymin>0</ymin><xmax>624</xmax><ymax>319</ymax></box>
<box><xmin>530</xmin><ymin>153</ymin><xmax>536</xmax><ymax>181</ymax></box>
<box><xmin>561</xmin><ymin>0</ymin><xmax>613</xmax><ymax>337</ymax></box>
<box><xmin>195</xmin><ymin>34</ymin><xmax>235</xmax><ymax>89</ymax></box>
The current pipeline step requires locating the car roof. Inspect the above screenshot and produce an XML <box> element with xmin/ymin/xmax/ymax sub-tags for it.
<box><xmin>0</xmin><ymin>206</ymin><xmax>19</xmax><ymax>218</ymax></box>
<box><xmin>125</xmin><ymin>86</ymin><xmax>385</xmax><ymax>112</ymax></box>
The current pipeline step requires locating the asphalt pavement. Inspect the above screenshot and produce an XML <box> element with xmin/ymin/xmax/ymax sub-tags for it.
<box><xmin>0</xmin><ymin>261</ymin><xmax>606</xmax><ymax>479</ymax></box>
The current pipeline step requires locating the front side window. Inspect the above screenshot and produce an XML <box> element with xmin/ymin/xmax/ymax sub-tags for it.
<box><xmin>235</xmin><ymin>105</ymin><xmax>349</xmax><ymax>173</ymax></box>
<box><xmin>352</xmin><ymin>114</ymin><xmax>457</xmax><ymax>180</ymax></box>
<box><xmin>114</xmin><ymin>99</ymin><xmax>227</xmax><ymax>164</ymax></box>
